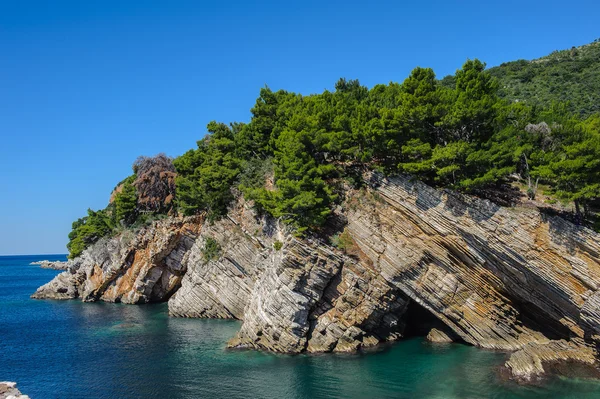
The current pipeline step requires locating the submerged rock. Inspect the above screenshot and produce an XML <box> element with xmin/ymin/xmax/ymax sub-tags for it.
<box><xmin>32</xmin><ymin>173</ymin><xmax>600</xmax><ymax>381</ymax></box>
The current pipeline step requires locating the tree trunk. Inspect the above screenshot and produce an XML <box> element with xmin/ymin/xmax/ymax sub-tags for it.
<box><xmin>575</xmin><ymin>200</ymin><xmax>582</xmax><ymax>225</ymax></box>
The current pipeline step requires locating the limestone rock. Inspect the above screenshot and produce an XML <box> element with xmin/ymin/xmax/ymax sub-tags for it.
<box><xmin>343</xmin><ymin>174</ymin><xmax>600</xmax><ymax>355</ymax></box>
<box><xmin>0</xmin><ymin>382</ymin><xmax>30</xmax><ymax>399</ymax></box>
<box><xmin>168</xmin><ymin>203</ymin><xmax>269</xmax><ymax>319</ymax></box>
<box><xmin>426</xmin><ymin>327</ymin><xmax>456</xmax><ymax>343</ymax></box>
<box><xmin>32</xmin><ymin>216</ymin><xmax>202</xmax><ymax>303</ymax></box>
<box><xmin>504</xmin><ymin>339</ymin><xmax>597</xmax><ymax>382</ymax></box>
<box><xmin>227</xmin><ymin>237</ymin><xmax>346</xmax><ymax>352</ymax></box>
<box><xmin>307</xmin><ymin>260</ymin><xmax>410</xmax><ymax>352</ymax></box>
<box><xmin>30</xmin><ymin>260</ymin><xmax>71</xmax><ymax>270</ymax></box>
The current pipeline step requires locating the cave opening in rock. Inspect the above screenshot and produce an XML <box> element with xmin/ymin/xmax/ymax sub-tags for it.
<box><xmin>402</xmin><ymin>300</ymin><xmax>464</xmax><ymax>343</ymax></box>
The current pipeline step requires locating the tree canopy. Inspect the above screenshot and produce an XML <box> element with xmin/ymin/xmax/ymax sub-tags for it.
<box><xmin>66</xmin><ymin>44</ymin><xmax>600</xmax><ymax>257</ymax></box>
<box><xmin>67</xmin><ymin>154</ymin><xmax>178</xmax><ymax>258</ymax></box>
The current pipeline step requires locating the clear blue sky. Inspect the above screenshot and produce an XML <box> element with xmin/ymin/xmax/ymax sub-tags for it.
<box><xmin>1</xmin><ymin>0</ymin><xmax>598</xmax><ymax>255</ymax></box>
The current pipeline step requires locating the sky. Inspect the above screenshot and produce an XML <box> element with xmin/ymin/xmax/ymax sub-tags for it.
<box><xmin>0</xmin><ymin>0</ymin><xmax>598</xmax><ymax>255</ymax></box>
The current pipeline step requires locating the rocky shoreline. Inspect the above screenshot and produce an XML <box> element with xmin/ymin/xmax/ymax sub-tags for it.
<box><xmin>30</xmin><ymin>260</ymin><xmax>70</xmax><ymax>270</ymax></box>
<box><xmin>0</xmin><ymin>382</ymin><xmax>29</xmax><ymax>399</ymax></box>
<box><xmin>32</xmin><ymin>173</ymin><xmax>600</xmax><ymax>383</ymax></box>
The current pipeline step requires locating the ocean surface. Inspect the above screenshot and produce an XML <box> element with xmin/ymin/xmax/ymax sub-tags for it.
<box><xmin>2</xmin><ymin>255</ymin><xmax>600</xmax><ymax>398</ymax></box>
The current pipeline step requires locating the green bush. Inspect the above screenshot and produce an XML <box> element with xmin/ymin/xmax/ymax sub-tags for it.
<box><xmin>66</xmin><ymin>209</ymin><xmax>114</xmax><ymax>259</ymax></box>
<box><xmin>201</xmin><ymin>237</ymin><xmax>221</xmax><ymax>262</ymax></box>
<box><xmin>331</xmin><ymin>230</ymin><xmax>356</xmax><ymax>253</ymax></box>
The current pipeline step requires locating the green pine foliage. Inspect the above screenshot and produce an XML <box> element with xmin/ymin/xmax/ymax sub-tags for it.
<box><xmin>66</xmin><ymin>209</ymin><xmax>114</xmax><ymax>259</ymax></box>
<box><xmin>173</xmin><ymin>55</ymin><xmax>600</xmax><ymax>232</ymax></box>
<box><xmin>113</xmin><ymin>175</ymin><xmax>138</xmax><ymax>226</ymax></box>
<box><xmin>533</xmin><ymin>115</ymin><xmax>600</xmax><ymax>216</ymax></box>
<box><xmin>252</xmin><ymin>127</ymin><xmax>338</xmax><ymax>234</ymax></box>
<box><xmin>67</xmin><ymin>41</ymin><xmax>600</xmax><ymax>258</ymax></box>
<box><xmin>173</xmin><ymin>121</ymin><xmax>241</xmax><ymax>220</ymax></box>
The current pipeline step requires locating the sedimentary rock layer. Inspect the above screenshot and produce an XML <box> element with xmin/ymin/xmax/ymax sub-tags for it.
<box><xmin>168</xmin><ymin>203</ymin><xmax>269</xmax><ymax>319</ymax></box>
<box><xmin>32</xmin><ymin>174</ymin><xmax>600</xmax><ymax>380</ymax></box>
<box><xmin>32</xmin><ymin>216</ymin><xmax>202</xmax><ymax>303</ymax></box>
<box><xmin>343</xmin><ymin>174</ymin><xmax>600</xmax><ymax>355</ymax></box>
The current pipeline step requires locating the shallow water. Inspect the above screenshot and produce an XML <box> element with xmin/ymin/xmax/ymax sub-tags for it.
<box><xmin>2</xmin><ymin>255</ymin><xmax>600</xmax><ymax>398</ymax></box>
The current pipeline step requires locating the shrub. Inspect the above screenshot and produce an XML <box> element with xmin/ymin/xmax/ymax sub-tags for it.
<box><xmin>66</xmin><ymin>209</ymin><xmax>114</xmax><ymax>259</ymax></box>
<box><xmin>201</xmin><ymin>237</ymin><xmax>221</xmax><ymax>262</ymax></box>
<box><xmin>132</xmin><ymin>153</ymin><xmax>177</xmax><ymax>213</ymax></box>
<box><xmin>331</xmin><ymin>229</ymin><xmax>356</xmax><ymax>253</ymax></box>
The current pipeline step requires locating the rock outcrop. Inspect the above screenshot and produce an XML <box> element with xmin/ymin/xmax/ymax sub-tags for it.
<box><xmin>32</xmin><ymin>216</ymin><xmax>202</xmax><ymax>303</ymax></box>
<box><xmin>344</xmin><ymin>175</ymin><xmax>600</xmax><ymax>349</ymax></box>
<box><xmin>0</xmin><ymin>382</ymin><xmax>29</xmax><ymax>399</ymax></box>
<box><xmin>169</xmin><ymin>201</ymin><xmax>410</xmax><ymax>353</ymax></box>
<box><xmin>33</xmin><ymin>173</ymin><xmax>600</xmax><ymax>381</ymax></box>
<box><xmin>168</xmin><ymin>203</ymin><xmax>269</xmax><ymax>319</ymax></box>
<box><xmin>426</xmin><ymin>327</ymin><xmax>457</xmax><ymax>343</ymax></box>
<box><xmin>504</xmin><ymin>339</ymin><xmax>597</xmax><ymax>382</ymax></box>
<box><xmin>30</xmin><ymin>260</ymin><xmax>71</xmax><ymax>270</ymax></box>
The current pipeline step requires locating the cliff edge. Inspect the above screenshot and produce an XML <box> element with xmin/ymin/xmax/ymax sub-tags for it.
<box><xmin>33</xmin><ymin>173</ymin><xmax>600</xmax><ymax>382</ymax></box>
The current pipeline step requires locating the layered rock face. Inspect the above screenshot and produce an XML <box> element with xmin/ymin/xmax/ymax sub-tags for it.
<box><xmin>169</xmin><ymin>201</ymin><xmax>410</xmax><ymax>353</ymax></box>
<box><xmin>343</xmin><ymin>174</ymin><xmax>600</xmax><ymax>380</ymax></box>
<box><xmin>168</xmin><ymin>203</ymin><xmax>269</xmax><ymax>319</ymax></box>
<box><xmin>32</xmin><ymin>216</ymin><xmax>202</xmax><ymax>303</ymax></box>
<box><xmin>33</xmin><ymin>174</ymin><xmax>600</xmax><ymax>381</ymax></box>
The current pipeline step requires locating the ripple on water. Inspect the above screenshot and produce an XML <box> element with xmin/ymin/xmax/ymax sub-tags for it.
<box><xmin>2</xmin><ymin>255</ymin><xmax>600</xmax><ymax>399</ymax></box>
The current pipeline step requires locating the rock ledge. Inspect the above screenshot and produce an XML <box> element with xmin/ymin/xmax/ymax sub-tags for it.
<box><xmin>30</xmin><ymin>260</ymin><xmax>70</xmax><ymax>270</ymax></box>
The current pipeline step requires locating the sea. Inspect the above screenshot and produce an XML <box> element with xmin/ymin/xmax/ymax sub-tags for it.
<box><xmin>2</xmin><ymin>254</ymin><xmax>600</xmax><ymax>399</ymax></box>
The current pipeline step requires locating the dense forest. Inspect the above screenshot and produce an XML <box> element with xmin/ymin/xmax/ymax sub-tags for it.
<box><xmin>66</xmin><ymin>43</ymin><xmax>600</xmax><ymax>259</ymax></box>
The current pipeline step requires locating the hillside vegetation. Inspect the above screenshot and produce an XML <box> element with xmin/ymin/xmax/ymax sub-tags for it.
<box><xmin>488</xmin><ymin>40</ymin><xmax>600</xmax><ymax>117</ymax></box>
<box><xmin>442</xmin><ymin>40</ymin><xmax>600</xmax><ymax>117</ymax></box>
<box><xmin>66</xmin><ymin>43</ymin><xmax>600</xmax><ymax>258</ymax></box>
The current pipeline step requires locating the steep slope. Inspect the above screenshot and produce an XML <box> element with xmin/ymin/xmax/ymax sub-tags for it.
<box><xmin>33</xmin><ymin>174</ymin><xmax>600</xmax><ymax>381</ymax></box>
<box><xmin>490</xmin><ymin>40</ymin><xmax>600</xmax><ymax>117</ymax></box>
<box><xmin>440</xmin><ymin>40</ymin><xmax>600</xmax><ymax>117</ymax></box>
<box><xmin>346</xmin><ymin>174</ymin><xmax>600</xmax><ymax>350</ymax></box>
<box><xmin>33</xmin><ymin>216</ymin><xmax>202</xmax><ymax>303</ymax></box>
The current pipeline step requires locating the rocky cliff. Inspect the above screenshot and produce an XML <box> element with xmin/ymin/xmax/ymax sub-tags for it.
<box><xmin>344</xmin><ymin>174</ymin><xmax>600</xmax><ymax>381</ymax></box>
<box><xmin>33</xmin><ymin>174</ymin><xmax>600</xmax><ymax>382</ymax></box>
<box><xmin>33</xmin><ymin>216</ymin><xmax>202</xmax><ymax>303</ymax></box>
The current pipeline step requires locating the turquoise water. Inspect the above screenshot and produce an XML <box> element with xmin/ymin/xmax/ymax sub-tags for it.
<box><xmin>2</xmin><ymin>255</ymin><xmax>600</xmax><ymax>398</ymax></box>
